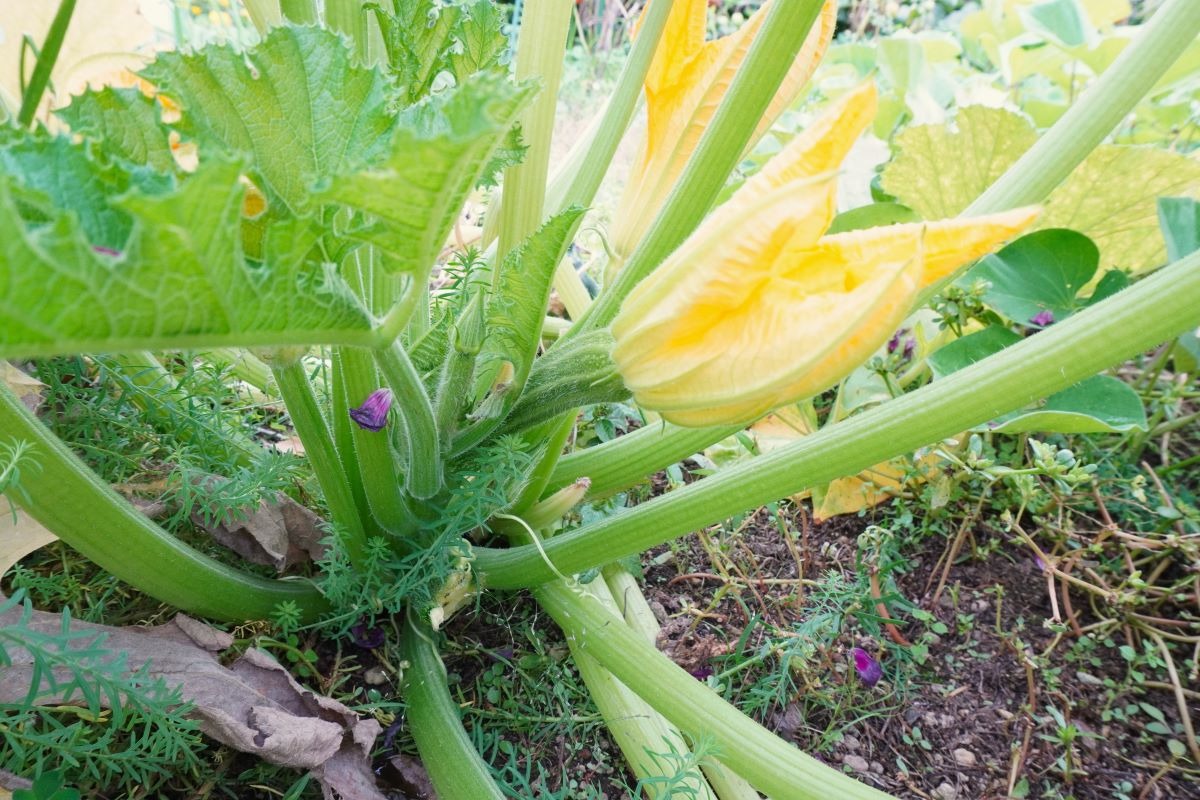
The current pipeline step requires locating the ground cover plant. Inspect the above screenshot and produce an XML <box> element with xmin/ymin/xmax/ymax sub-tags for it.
<box><xmin>0</xmin><ymin>0</ymin><xmax>1198</xmax><ymax>798</ymax></box>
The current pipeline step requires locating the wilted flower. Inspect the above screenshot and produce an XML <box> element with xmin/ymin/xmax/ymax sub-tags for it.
<box><xmin>1029</xmin><ymin>310</ymin><xmax>1055</xmax><ymax>327</ymax></box>
<box><xmin>608</xmin><ymin>0</ymin><xmax>837</xmax><ymax>264</ymax></box>
<box><xmin>349</xmin><ymin>388</ymin><xmax>393</xmax><ymax>432</ymax></box>
<box><xmin>611</xmin><ymin>83</ymin><xmax>1039</xmax><ymax>427</ymax></box>
<box><xmin>851</xmin><ymin>647</ymin><xmax>883</xmax><ymax>687</ymax></box>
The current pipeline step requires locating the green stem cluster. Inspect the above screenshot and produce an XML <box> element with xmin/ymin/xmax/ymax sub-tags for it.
<box><xmin>476</xmin><ymin>249</ymin><xmax>1200</xmax><ymax>588</ymax></box>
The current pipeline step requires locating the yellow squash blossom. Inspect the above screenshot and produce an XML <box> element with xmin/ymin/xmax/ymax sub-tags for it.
<box><xmin>612</xmin><ymin>83</ymin><xmax>1040</xmax><ymax>427</ymax></box>
<box><xmin>608</xmin><ymin>0</ymin><xmax>838</xmax><ymax>264</ymax></box>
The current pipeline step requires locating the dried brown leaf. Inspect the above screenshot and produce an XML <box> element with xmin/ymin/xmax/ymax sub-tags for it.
<box><xmin>0</xmin><ymin>605</ymin><xmax>385</xmax><ymax>799</ymax></box>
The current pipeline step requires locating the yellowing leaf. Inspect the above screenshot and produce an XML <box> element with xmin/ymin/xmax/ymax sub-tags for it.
<box><xmin>0</xmin><ymin>507</ymin><xmax>58</xmax><ymax>578</ymax></box>
<box><xmin>882</xmin><ymin>106</ymin><xmax>1200</xmax><ymax>273</ymax></box>
<box><xmin>1</xmin><ymin>362</ymin><xmax>45</xmax><ymax>412</ymax></box>
<box><xmin>811</xmin><ymin>460</ymin><xmax>908</xmax><ymax>522</ymax></box>
<box><xmin>1040</xmin><ymin>145</ymin><xmax>1200</xmax><ymax>273</ymax></box>
<box><xmin>880</xmin><ymin>106</ymin><xmax>1038</xmax><ymax>219</ymax></box>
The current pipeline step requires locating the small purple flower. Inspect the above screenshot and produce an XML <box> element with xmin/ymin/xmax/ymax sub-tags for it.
<box><xmin>350</xmin><ymin>622</ymin><xmax>386</xmax><ymax>649</ymax></box>
<box><xmin>349</xmin><ymin>388</ymin><xmax>393</xmax><ymax>432</ymax></box>
<box><xmin>689</xmin><ymin>664</ymin><xmax>714</xmax><ymax>681</ymax></box>
<box><xmin>1029</xmin><ymin>310</ymin><xmax>1055</xmax><ymax>327</ymax></box>
<box><xmin>887</xmin><ymin>328</ymin><xmax>909</xmax><ymax>354</ymax></box>
<box><xmin>1033</xmin><ymin>554</ymin><xmax>1047</xmax><ymax>573</ymax></box>
<box><xmin>851</xmin><ymin>647</ymin><xmax>883</xmax><ymax>687</ymax></box>
<box><xmin>902</xmin><ymin>337</ymin><xmax>916</xmax><ymax>360</ymax></box>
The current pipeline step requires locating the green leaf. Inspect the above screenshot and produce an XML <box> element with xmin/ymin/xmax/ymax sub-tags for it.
<box><xmin>449</xmin><ymin>0</ymin><xmax>510</xmax><ymax>82</ymax></box>
<box><xmin>1158</xmin><ymin>196</ymin><xmax>1200</xmax><ymax>263</ymax></box>
<box><xmin>826</xmin><ymin>202</ymin><xmax>919</xmax><ymax>235</ymax></box>
<box><xmin>314</xmin><ymin>73</ymin><xmax>534</xmax><ymax>275</ymax></box>
<box><xmin>987</xmin><ymin>374</ymin><xmax>1147</xmax><ymax>433</ymax></box>
<box><xmin>374</xmin><ymin>0</ymin><xmax>461</xmax><ymax>102</ymax></box>
<box><xmin>1039</xmin><ymin>145</ymin><xmax>1200</xmax><ymax>273</ymax></box>
<box><xmin>969</xmin><ymin>229</ymin><xmax>1099</xmax><ymax>324</ymax></box>
<box><xmin>1023</xmin><ymin>0</ymin><xmax>1093</xmax><ymax>47</ymax></box>
<box><xmin>928</xmin><ymin>326</ymin><xmax>1022</xmax><ymax>379</ymax></box>
<box><xmin>143</xmin><ymin>26</ymin><xmax>401</xmax><ymax>215</ymax></box>
<box><xmin>880</xmin><ymin>106</ymin><xmax>1038</xmax><ymax>220</ymax></box>
<box><xmin>372</xmin><ymin>0</ymin><xmax>509</xmax><ymax>103</ymax></box>
<box><xmin>477</xmin><ymin>207</ymin><xmax>586</xmax><ymax>396</ymax></box>
<box><xmin>55</xmin><ymin>87</ymin><xmax>176</xmax><ymax>172</ymax></box>
<box><xmin>0</xmin><ymin>159</ymin><xmax>374</xmax><ymax>359</ymax></box>
<box><xmin>0</xmin><ymin>133</ymin><xmax>171</xmax><ymax>252</ymax></box>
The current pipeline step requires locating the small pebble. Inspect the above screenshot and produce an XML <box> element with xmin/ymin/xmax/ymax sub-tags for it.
<box><xmin>953</xmin><ymin>748</ymin><xmax>977</xmax><ymax>767</ymax></box>
<box><xmin>364</xmin><ymin>666</ymin><xmax>389</xmax><ymax>685</ymax></box>
<box><xmin>842</xmin><ymin>735</ymin><xmax>861</xmax><ymax>751</ymax></box>
<box><xmin>934</xmin><ymin>781</ymin><xmax>958</xmax><ymax>800</ymax></box>
<box><xmin>842</xmin><ymin>754</ymin><xmax>870</xmax><ymax>774</ymax></box>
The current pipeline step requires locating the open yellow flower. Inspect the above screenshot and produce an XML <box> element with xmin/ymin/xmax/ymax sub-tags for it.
<box><xmin>608</xmin><ymin>0</ymin><xmax>838</xmax><ymax>264</ymax></box>
<box><xmin>612</xmin><ymin>83</ymin><xmax>1040</xmax><ymax>427</ymax></box>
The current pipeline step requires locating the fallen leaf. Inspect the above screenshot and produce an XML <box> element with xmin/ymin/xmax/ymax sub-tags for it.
<box><xmin>0</xmin><ymin>603</ymin><xmax>386</xmax><ymax>800</ymax></box>
<box><xmin>0</xmin><ymin>507</ymin><xmax>58</xmax><ymax>578</ymax></box>
<box><xmin>388</xmin><ymin>754</ymin><xmax>436</xmax><ymax>799</ymax></box>
<box><xmin>1</xmin><ymin>362</ymin><xmax>45</xmax><ymax>413</ymax></box>
<box><xmin>191</xmin><ymin>476</ymin><xmax>326</xmax><ymax>572</ymax></box>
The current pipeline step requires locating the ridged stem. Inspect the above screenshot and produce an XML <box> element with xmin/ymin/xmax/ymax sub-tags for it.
<box><xmin>270</xmin><ymin>358</ymin><xmax>368</xmax><ymax>563</ymax></box>
<box><xmin>536</xmin><ymin>581</ymin><xmax>892</xmax><ymax>799</ymax></box>
<box><xmin>548</xmin><ymin>422</ymin><xmax>741</xmax><ymax>499</ymax></box>
<box><xmin>374</xmin><ymin>341</ymin><xmax>442</xmax><ymax>499</ymax></box>
<box><xmin>402</xmin><ymin>613</ymin><xmax>506</xmax><ymax>800</ymax></box>
<box><xmin>475</xmin><ymin>249</ymin><xmax>1200</xmax><ymax>588</ymax></box>
<box><xmin>492</xmin><ymin>0</ymin><xmax>574</xmax><ymax>278</ymax></box>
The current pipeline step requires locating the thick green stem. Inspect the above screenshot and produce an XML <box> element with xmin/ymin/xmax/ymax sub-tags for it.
<box><xmin>562</xmin><ymin>579</ymin><xmax>717</xmax><ymax>800</ymax></box>
<box><xmin>493</xmin><ymin>0</ymin><xmax>574</xmax><ymax>276</ymax></box>
<box><xmin>242</xmin><ymin>0</ymin><xmax>283</xmax><ymax>32</ymax></box>
<box><xmin>0</xmin><ymin>383</ymin><xmax>324</xmax><ymax>621</ymax></box>
<box><xmin>279</xmin><ymin>0</ymin><xmax>318</xmax><ymax>25</ymax></box>
<box><xmin>967</xmin><ymin>0</ymin><xmax>1200</xmax><ymax>217</ymax></box>
<box><xmin>536</xmin><ymin>581</ymin><xmax>892</xmax><ymax>799</ymax></box>
<box><xmin>340</xmin><ymin>347</ymin><xmax>412</xmax><ymax>534</ymax></box>
<box><xmin>576</xmin><ymin>0</ymin><xmax>827</xmax><ymax>332</ymax></box>
<box><xmin>374</xmin><ymin>342</ymin><xmax>442</xmax><ymax>499</ymax></box>
<box><xmin>270</xmin><ymin>358</ymin><xmax>368</xmax><ymax>563</ymax></box>
<box><xmin>548</xmin><ymin>422</ymin><xmax>741</xmax><ymax>499</ymax></box>
<box><xmin>475</xmin><ymin>250</ymin><xmax>1200</xmax><ymax>588</ymax></box>
<box><xmin>512</xmin><ymin>412</ymin><xmax>577</xmax><ymax>512</ymax></box>
<box><xmin>602</xmin><ymin>567</ymin><xmax>763</xmax><ymax>800</ymax></box>
<box><xmin>330</xmin><ymin>348</ymin><xmax>381</xmax><ymax>539</ymax></box>
<box><xmin>201</xmin><ymin>348</ymin><xmax>273</xmax><ymax>392</ymax></box>
<box><xmin>17</xmin><ymin>0</ymin><xmax>76</xmax><ymax>127</ymax></box>
<box><xmin>402</xmin><ymin>613</ymin><xmax>505</xmax><ymax>800</ymax></box>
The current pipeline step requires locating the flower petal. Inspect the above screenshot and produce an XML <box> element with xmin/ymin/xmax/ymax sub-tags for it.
<box><xmin>816</xmin><ymin>207</ymin><xmax>1040</xmax><ymax>288</ymax></box>
<box><xmin>612</xmin><ymin>0</ymin><xmax>837</xmax><ymax>259</ymax></box>
<box><xmin>614</xmin><ymin>209</ymin><xmax>922</xmax><ymax>427</ymax></box>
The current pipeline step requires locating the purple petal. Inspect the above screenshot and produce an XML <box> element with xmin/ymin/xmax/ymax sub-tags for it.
<box><xmin>349</xmin><ymin>388</ymin><xmax>393</xmax><ymax>432</ymax></box>
<box><xmin>887</xmin><ymin>328</ymin><xmax>908</xmax><ymax>354</ymax></box>
<box><xmin>350</xmin><ymin>622</ymin><xmax>386</xmax><ymax>649</ymax></box>
<box><xmin>1029</xmin><ymin>310</ymin><xmax>1055</xmax><ymax>327</ymax></box>
<box><xmin>851</xmin><ymin>647</ymin><xmax>883</xmax><ymax>687</ymax></box>
<box><xmin>92</xmin><ymin>245</ymin><xmax>121</xmax><ymax>257</ymax></box>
